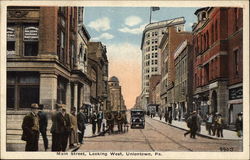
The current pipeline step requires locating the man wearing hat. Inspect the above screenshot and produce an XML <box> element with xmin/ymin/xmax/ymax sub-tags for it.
<box><xmin>37</xmin><ymin>104</ymin><xmax>48</xmax><ymax>151</ymax></box>
<box><xmin>21</xmin><ymin>103</ymin><xmax>40</xmax><ymax>151</ymax></box>
<box><xmin>215</xmin><ymin>113</ymin><xmax>224</xmax><ymax>137</ymax></box>
<box><xmin>50</xmin><ymin>103</ymin><xmax>60</xmax><ymax>151</ymax></box>
<box><xmin>69</xmin><ymin>107</ymin><xmax>78</xmax><ymax>148</ymax></box>
<box><xmin>236</xmin><ymin>112</ymin><xmax>243</xmax><ymax>137</ymax></box>
<box><xmin>77</xmin><ymin>106</ymin><xmax>87</xmax><ymax>144</ymax></box>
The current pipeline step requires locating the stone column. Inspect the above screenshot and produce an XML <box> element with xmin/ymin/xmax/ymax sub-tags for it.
<box><xmin>74</xmin><ymin>83</ymin><xmax>78</xmax><ymax>109</ymax></box>
<box><xmin>40</xmin><ymin>73</ymin><xmax>57</xmax><ymax>110</ymax></box>
<box><xmin>79</xmin><ymin>84</ymin><xmax>84</xmax><ymax>107</ymax></box>
<box><xmin>66</xmin><ymin>82</ymin><xmax>71</xmax><ymax>113</ymax></box>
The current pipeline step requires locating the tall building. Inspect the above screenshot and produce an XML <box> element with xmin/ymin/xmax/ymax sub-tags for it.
<box><xmin>140</xmin><ymin>17</ymin><xmax>185</xmax><ymax>111</ymax></box>
<box><xmin>192</xmin><ymin>7</ymin><xmax>243</xmax><ymax>126</ymax></box>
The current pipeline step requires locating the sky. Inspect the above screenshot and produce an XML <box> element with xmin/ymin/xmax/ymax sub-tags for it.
<box><xmin>83</xmin><ymin>7</ymin><xmax>199</xmax><ymax>109</ymax></box>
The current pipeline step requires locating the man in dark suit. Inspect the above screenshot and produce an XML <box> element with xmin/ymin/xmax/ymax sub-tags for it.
<box><xmin>38</xmin><ymin>104</ymin><xmax>48</xmax><ymax>151</ymax></box>
<box><xmin>21</xmin><ymin>103</ymin><xmax>40</xmax><ymax>151</ymax></box>
<box><xmin>50</xmin><ymin>104</ymin><xmax>59</xmax><ymax>151</ymax></box>
<box><xmin>77</xmin><ymin>106</ymin><xmax>87</xmax><ymax>144</ymax></box>
<box><xmin>97</xmin><ymin>110</ymin><xmax>103</xmax><ymax>133</ymax></box>
<box><xmin>51</xmin><ymin>104</ymin><xmax>71</xmax><ymax>151</ymax></box>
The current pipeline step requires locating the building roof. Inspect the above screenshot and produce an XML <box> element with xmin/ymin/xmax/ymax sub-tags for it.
<box><xmin>140</xmin><ymin>17</ymin><xmax>186</xmax><ymax>49</ymax></box>
<box><xmin>109</xmin><ymin>76</ymin><xmax>119</xmax><ymax>82</ymax></box>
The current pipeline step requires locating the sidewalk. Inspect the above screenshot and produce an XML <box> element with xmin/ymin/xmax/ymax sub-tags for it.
<box><xmin>150</xmin><ymin>116</ymin><xmax>242</xmax><ymax>140</ymax></box>
<box><xmin>6</xmin><ymin>123</ymin><xmax>105</xmax><ymax>152</ymax></box>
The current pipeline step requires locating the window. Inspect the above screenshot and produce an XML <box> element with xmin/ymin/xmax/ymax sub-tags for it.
<box><xmin>155</xmin><ymin>67</ymin><xmax>158</xmax><ymax>72</ymax></box>
<box><xmin>7</xmin><ymin>72</ymin><xmax>39</xmax><ymax>109</ymax></box>
<box><xmin>155</xmin><ymin>45</ymin><xmax>158</xmax><ymax>50</ymax></box>
<box><xmin>57</xmin><ymin>79</ymin><xmax>66</xmax><ymax>104</ymax></box>
<box><xmin>151</xmin><ymin>60</ymin><xmax>154</xmax><ymax>65</ymax></box>
<box><xmin>155</xmin><ymin>31</ymin><xmax>158</xmax><ymax>36</ymax></box>
<box><xmin>155</xmin><ymin>60</ymin><xmax>158</xmax><ymax>65</ymax></box>
<box><xmin>211</xmin><ymin>24</ymin><xmax>214</xmax><ymax>43</ymax></box>
<box><xmin>152</xmin><ymin>46</ymin><xmax>154</xmax><ymax>51</ymax></box>
<box><xmin>7</xmin><ymin>27</ymin><xmax>16</xmax><ymax>55</ymax></box>
<box><xmin>234</xmin><ymin>49</ymin><xmax>239</xmax><ymax>75</ymax></box>
<box><xmin>234</xmin><ymin>8</ymin><xmax>238</xmax><ymax>31</ymax></box>
<box><xmin>151</xmin><ymin>67</ymin><xmax>154</xmax><ymax>72</ymax></box>
<box><xmin>152</xmin><ymin>32</ymin><xmax>155</xmax><ymax>36</ymax></box>
<box><xmin>155</xmin><ymin>52</ymin><xmax>158</xmax><ymax>58</ymax></box>
<box><xmin>215</xmin><ymin>20</ymin><xmax>218</xmax><ymax>40</ymax></box>
<box><xmin>23</xmin><ymin>26</ymin><xmax>39</xmax><ymax>56</ymax></box>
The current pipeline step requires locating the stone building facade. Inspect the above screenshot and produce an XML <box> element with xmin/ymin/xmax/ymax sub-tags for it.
<box><xmin>140</xmin><ymin>17</ymin><xmax>185</xmax><ymax>111</ymax></box>
<box><xmin>159</xmin><ymin>26</ymin><xmax>192</xmax><ymax>117</ymax></box>
<box><xmin>192</xmin><ymin>7</ymin><xmax>243</xmax><ymax>126</ymax></box>
<box><xmin>87</xmin><ymin>42</ymin><xmax>109</xmax><ymax>112</ymax></box>
<box><xmin>173</xmin><ymin>39</ymin><xmax>193</xmax><ymax>119</ymax></box>
<box><xmin>108</xmin><ymin>76</ymin><xmax>126</xmax><ymax>111</ymax></box>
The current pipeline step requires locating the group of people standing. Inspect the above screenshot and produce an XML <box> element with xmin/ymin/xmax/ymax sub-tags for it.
<box><xmin>205</xmin><ymin>112</ymin><xmax>225</xmax><ymax>137</ymax></box>
<box><xmin>22</xmin><ymin>103</ymin><xmax>89</xmax><ymax>151</ymax></box>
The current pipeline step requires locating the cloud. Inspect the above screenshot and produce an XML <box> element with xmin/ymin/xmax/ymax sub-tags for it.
<box><xmin>92</xmin><ymin>33</ymin><xmax>114</xmax><ymax>41</ymax></box>
<box><xmin>106</xmin><ymin>42</ymin><xmax>142</xmax><ymax>108</ymax></box>
<box><xmin>88</xmin><ymin>17</ymin><xmax>111</xmax><ymax>32</ymax></box>
<box><xmin>124</xmin><ymin>16</ymin><xmax>142</xmax><ymax>27</ymax></box>
<box><xmin>118</xmin><ymin>23</ymin><xmax>147</xmax><ymax>35</ymax></box>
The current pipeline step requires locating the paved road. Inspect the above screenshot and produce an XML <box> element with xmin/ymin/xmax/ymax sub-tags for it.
<box><xmin>78</xmin><ymin>116</ymin><xmax>243</xmax><ymax>152</ymax></box>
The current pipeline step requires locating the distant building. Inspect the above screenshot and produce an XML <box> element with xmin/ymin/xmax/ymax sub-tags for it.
<box><xmin>140</xmin><ymin>17</ymin><xmax>185</xmax><ymax>111</ymax></box>
<box><xmin>108</xmin><ymin>76</ymin><xmax>126</xmax><ymax>111</ymax></box>
<box><xmin>192</xmin><ymin>7</ymin><xmax>243</xmax><ymax>126</ymax></box>
<box><xmin>88</xmin><ymin>42</ymin><xmax>109</xmax><ymax>112</ymax></box>
<box><xmin>148</xmin><ymin>75</ymin><xmax>161</xmax><ymax>112</ymax></box>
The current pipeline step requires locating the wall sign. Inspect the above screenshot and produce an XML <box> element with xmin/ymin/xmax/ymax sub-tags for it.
<box><xmin>7</xmin><ymin>27</ymin><xmax>15</xmax><ymax>41</ymax></box>
<box><xmin>229</xmin><ymin>86</ymin><xmax>243</xmax><ymax>100</ymax></box>
<box><xmin>24</xmin><ymin>26</ymin><xmax>38</xmax><ymax>40</ymax></box>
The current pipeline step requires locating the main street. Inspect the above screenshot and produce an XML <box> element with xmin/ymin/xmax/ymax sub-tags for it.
<box><xmin>77</xmin><ymin>116</ymin><xmax>242</xmax><ymax>152</ymax></box>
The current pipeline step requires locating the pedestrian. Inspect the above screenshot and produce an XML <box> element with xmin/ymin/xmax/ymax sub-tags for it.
<box><xmin>116</xmin><ymin>112</ymin><xmax>123</xmax><ymax>133</ymax></box>
<box><xmin>77</xmin><ymin>106</ymin><xmax>87</xmax><ymax>144</ymax></box>
<box><xmin>91</xmin><ymin>111</ymin><xmax>97</xmax><ymax>135</ymax></box>
<box><xmin>178</xmin><ymin>111</ymin><xmax>181</xmax><ymax>121</ymax></box>
<box><xmin>159</xmin><ymin>112</ymin><xmax>162</xmax><ymax>120</ymax></box>
<box><xmin>190</xmin><ymin>111</ymin><xmax>198</xmax><ymax>139</ymax></box>
<box><xmin>21</xmin><ymin>103</ymin><xmax>40</xmax><ymax>151</ymax></box>
<box><xmin>215</xmin><ymin>113</ymin><xmax>224</xmax><ymax>138</ymax></box>
<box><xmin>97</xmin><ymin>110</ymin><xmax>103</xmax><ymax>133</ymax></box>
<box><xmin>196</xmin><ymin>112</ymin><xmax>202</xmax><ymax>133</ymax></box>
<box><xmin>61</xmin><ymin>105</ymin><xmax>71</xmax><ymax>151</ymax></box>
<box><xmin>168</xmin><ymin>112</ymin><xmax>172</xmax><ymax>124</ymax></box>
<box><xmin>184</xmin><ymin>112</ymin><xmax>193</xmax><ymax>137</ymax></box>
<box><xmin>235</xmin><ymin>112</ymin><xmax>243</xmax><ymax>137</ymax></box>
<box><xmin>211</xmin><ymin>113</ymin><xmax>217</xmax><ymax>136</ymax></box>
<box><xmin>37</xmin><ymin>104</ymin><xmax>48</xmax><ymax>151</ymax></box>
<box><xmin>164</xmin><ymin>111</ymin><xmax>169</xmax><ymax>123</ymax></box>
<box><xmin>50</xmin><ymin>104</ymin><xmax>59</xmax><ymax>151</ymax></box>
<box><xmin>69</xmin><ymin>107</ymin><xmax>78</xmax><ymax>148</ymax></box>
<box><xmin>206</xmin><ymin>113</ymin><xmax>213</xmax><ymax>135</ymax></box>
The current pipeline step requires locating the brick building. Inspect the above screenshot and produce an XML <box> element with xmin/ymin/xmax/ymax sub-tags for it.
<box><xmin>159</xmin><ymin>26</ymin><xmax>192</xmax><ymax>118</ymax></box>
<box><xmin>192</xmin><ymin>7</ymin><xmax>243</xmax><ymax>125</ymax></box>
<box><xmin>6</xmin><ymin>6</ymin><xmax>94</xmax><ymax>150</ymax></box>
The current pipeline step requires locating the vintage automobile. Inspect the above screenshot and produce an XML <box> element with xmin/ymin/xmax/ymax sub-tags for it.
<box><xmin>130</xmin><ymin>109</ymin><xmax>145</xmax><ymax>129</ymax></box>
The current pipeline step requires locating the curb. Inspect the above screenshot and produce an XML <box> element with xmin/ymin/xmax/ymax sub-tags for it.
<box><xmin>150</xmin><ymin>117</ymin><xmax>231</xmax><ymax>140</ymax></box>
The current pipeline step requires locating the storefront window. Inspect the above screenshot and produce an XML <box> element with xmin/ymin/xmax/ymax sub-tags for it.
<box><xmin>7</xmin><ymin>72</ymin><xmax>40</xmax><ymax>109</ymax></box>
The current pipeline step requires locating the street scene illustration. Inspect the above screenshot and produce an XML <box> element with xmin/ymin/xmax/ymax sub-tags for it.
<box><xmin>5</xmin><ymin>6</ymin><xmax>243</xmax><ymax>153</ymax></box>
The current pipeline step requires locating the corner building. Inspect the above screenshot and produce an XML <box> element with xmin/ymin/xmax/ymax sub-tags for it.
<box><xmin>192</xmin><ymin>7</ymin><xmax>243</xmax><ymax>127</ymax></box>
<box><xmin>6</xmin><ymin>7</ymin><xmax>93</xmax><ymax>149</ymax></box>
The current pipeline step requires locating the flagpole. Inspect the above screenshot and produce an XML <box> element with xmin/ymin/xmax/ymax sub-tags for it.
<box><xmin>149</xmin><ymin>7</ymin><xmax>152</xmax><ymax>24</ymax></box>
